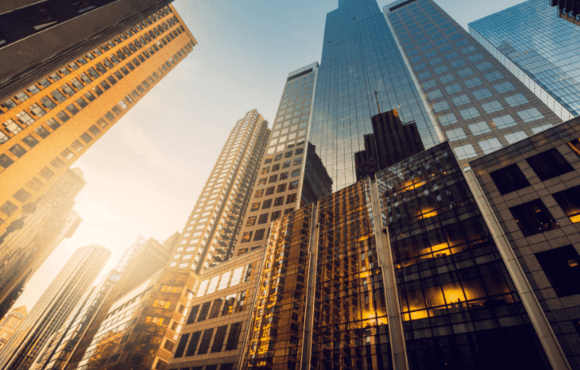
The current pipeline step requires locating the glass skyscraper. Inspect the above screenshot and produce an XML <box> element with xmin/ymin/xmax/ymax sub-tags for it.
<box><xmin>469</xmin><ymin>0</ymin><xmax>580</xmax><ymax>121</ymax></box>
<box><xmin>382</xmin><ymin>0</ymin><xmax>562</xmax><ymax>170</ymax></box>
<box><xmin>309</xmin><ymin>0</ymin><xmax>442</xmax><ymax>191</ymax></box>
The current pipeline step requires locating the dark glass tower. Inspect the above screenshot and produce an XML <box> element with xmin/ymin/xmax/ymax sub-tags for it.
<box><xmin>355</xmin><ymin>109</ymin><xmax>424</xmax><ymax>181</ymax></box>
<box><xmin>309</xmin><ymin>0</ymin><xmax>442</xmax><ymax>191</ymax></box>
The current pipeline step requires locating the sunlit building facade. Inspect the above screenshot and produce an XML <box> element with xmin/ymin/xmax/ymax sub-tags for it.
<box><xmin>0</xmin><ymin>245</ymin><xmax>110</xmax><ymax>370</ymax></box>
<box><xmin>0</xmin><ymin>168</ymin><xmax>85</xmax><ymax>320</ymax></box>
<box><xmin>233</xmin><ymin>63</ymin><xmax>332</xmax><ymax>257</ymax></box>
<box><xmin>0</xmin><ymin>0</ymin><xmax>175</xmax><ymax>102</ymax></box>
<box><xmin>0</xmin><ymin>306</ymin><xmax>27</xmax><ymax>352</ymax></box>
<box><xmin>174</xmin><ymin>109</ymin><xmax>270</xmax><ymax>272</ymax></box>
<box><xmin>0</xmin><ymin>4</ymin><xmax>197</xmax><ymax>238</ymax></box>
<box><xmin>469</xmin><ymin>0</ymin><xmax>580</xmax><ymax>121</ymax></box>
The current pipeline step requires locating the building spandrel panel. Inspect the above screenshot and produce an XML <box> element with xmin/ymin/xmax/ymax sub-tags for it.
<box><xmin>310</xmin><ymin>0</ymin><xmax>441</xmax><ymax>192</ymax></box>
<box><xmin>469</xmin><ymin>0</ymin><xmax>580</xmax><ymax>121</ymax></box>
<box><xmin>375</xmin><ymin>141</ymin><xmax>551</xmax><ymax>370</ymax></box>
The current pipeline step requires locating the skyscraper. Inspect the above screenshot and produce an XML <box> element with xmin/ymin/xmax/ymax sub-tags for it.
<box><xmin>0</xmin><ymin>168</ymin><xmax>85</xmax><ymax>320</ymax></box>
<box><xmin>43</xmin><ymin>236</ymin><xmax>178</xmax><ymax>370</ymax></box>
<box><xmin>233</xmin><ymin>64</ymin><xmax>332</xmax><ymax>258</ymax></box>
<box><xmin>173</xmin><ymin>109</ymin><xmax>270</xmax><ymax>271</ymax></box>
<box><xmin>309</xmin><ymin>0</ymin><xmax>442</xmax><ymax>191</ymax></box>
<box><xmin>469</xmin><ymin>0</ymin><xmax>580</xmax><ymax>121</ymax></box>
<box><xmin>0</xmin><ymin>4</ymin><xmax>196</xmax><ymax>238</ymax></box>
<box><xmin>382</xmin><ymin>0</ymin><xmax>563</xmax><ymax>170</ymax></box>
<box><xmin>0</xmin><ymin>0</ymin><xmax>177</xmax><ymax>102</ymax></box>
<box><xmin>0</xmin><ymin>245</ymin><xmax>110</xmax><ymax>369</ymax></box>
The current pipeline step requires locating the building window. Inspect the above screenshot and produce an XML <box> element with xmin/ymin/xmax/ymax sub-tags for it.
<box><xmin>454</xmin><ymin>144</ymin><xmax>477</xmax><ymax>160</ymax></box>
<box><xmin>505</xmin><ymin>93</ymin><xmax>529</xmax><ymax>107</ymax></box>
<box><xmin>481</xmin><ymin>100</ymin><xmax>504</xmax><ymax>114</ymax></box>
<box><xmin>517</xmin><ymin>108</ymin><xmax>544</xmax><ymax>123</ymax></box>
<box><xmin>255</xmin><ymin>189</ymin><xmax>263</xmax><ymax>198</ymax></box>
<box><xmin>468</xmin><ymin>121</ymin><xmax>491</xmax><ymax>136</ymax></box>
<box><xmin>446</xmin><ymin>128</ymin><xmax>466</xmax><ymax>142</ymax></box>
<box><xmin>274</xmin><ymin>197</ymin><xmax>284</xmax><ymax>207</ymax></box>
<box><xmin>211</xmin><ymin>325</ymin><xmax>228</xmax><ymax>353</ymax></box>
<box><xmin>526</xmin><ymin>149</ymin><xmax>573</xmax><ymax>181</ymax></box>
<box><xmin>0</xmin><ymin>154</ymin><xmax>13</xmax><ymax>169</ymax></box>
<box><xmin>438</xmin><ymin>113</ymin><xmax>457</xmax><ymax>126</ymax></box>
<box><xmin>464</xmin><ymin>77</ymin><xmax>482</xmax><ymax>88</ymax></box>
<box><xmin>287</xmin><ymin>194</ymin><xmax>297</xmax><ymax>204</ymax></box>
<box><xmin>452</xmin><ymin>94</ymin><xmax>470</xmax><ymax>106</ymax></box>
<box><xmin>553</xmin><ymin>185</ymin><xmax>580</xmax><ymax>223</ymax></box>
<box><xmin>510</xmin><ymin>199</ymin><xmax>560</xmax><ymax>237</ymax></box>
<box><xmin>266</xmin><ymin>186</ymin><xmax>275</xmax><ymax>195</ymax></box>
<box><xmin>536</xmin><ymin>245</ymin><xmax>580</xmax><ymax>297</ymax></box>
<box><xmin>478</xmin><ymin>138</ymin><xmax>502</xmax><ymax>154</ymax></box>
<box><xmin>490</xmin><ymin>164</ymin><xmax>530</xmax><ymax>195</ymax></box>
<box><xmin>504</xmin><ymin>131</ymin><xmax>528</xmax><ymax>144</ymax></box>
<box><xmin>250</xmin><ymin>203</ymin><xmax>260</xmax><ymax>212</ymax></box>
<box><xmin>9</xmin><ymin>144</ymin><xmax>27</xmax><ymax>158</ymax></box>
<box><xmin>0</xmin><ymin>201</ymin><xmax>18</xmax><ymax>216</ymax></box>
<box><xmin>269</xmin><ymin>175</ymin><xmax>278</xmax><ymax>183</ymax></box>
<box><xmin>225</xmin><ymin>323</ymin><xmax>242</xmax><ymax>350</ymax></box>
<box><xmin>173</xmin><ymin>334</ymin><xmax>190</xmax><ymax>358</ymax></box>
<box><xmin>491</xmin><ymin>114</ymin><xmax>516</xmax><ymax>129</ymax></box>
<box><xmin>197</xmin><ymin>329</ymin><xmax>214</xmax><ymax>355</ymax></box>
<box><xmin>258</xmin><ymin>214</ymin><xmax>269</xmax><ymax>224</ymax></box>
<box><xmin>459</xmin><ymin>107</ymin><xmax>480</xmax><ymax>120</ymax></box>
<box><xmin>186</xmin><ymin>331</ymin><xmax>202</xmax><ymax>356</ymax></box>
<box><xmin>197</xmin><ymin>302</ymin><xmax>211</xmax><ymax>322</ymax></box>
<box><xmin>241</xmin><ymin>232</ymin><xmax>252</xmax><ymax>243</ymax></box>
<box><xmin>262</xmin><ymin>199</ymin><xmax>272</xmax><ymax>209</ymax></box>
<box><xmin>254</xmin><ymin>229</ymin><xmax>266</xmax><ymax>240</ymax></box>
<box><xmin>246</xmin><ymin>216</ymin><xmax>256</xmax><ymax>226</ymax></box>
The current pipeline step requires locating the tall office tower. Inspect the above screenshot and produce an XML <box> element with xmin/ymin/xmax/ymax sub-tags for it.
<box><xmin>0</xmin><ymin>0</ymin><xmax>178</xmax><ymax>102</ymax></box>
<box><xmin>309</xmin><ymin>0</ymin><xmax>442</xmax><ymax>192</ymax></box>
<box><xmin>354</xmin><ymin>109</ymin><xmax>424</xmax><ymax>181</ymax></box>
<box><xmin>0</xmin><ymin>4</ymin><xmax>197</xmax><ymax>238</ymax></box>
<box><xmin>172</xmin><ymin>109</ymin><xmax>270</xmax><ymax>271</ymax></box>
<box><xmin>469</xmin><ymin>117</ymin><xmax>580</xmax><ymax>370</ymax></box>
<box><xmin>381</xmin><ymin>0</ymin><xmax>562</xmax><ymax>171</ymax></box>
<box><xmin>0</xmin><ymin>168</ymin><xmax>85</xmax><ymax>320</ymax></box>
<box><xmin>30</xmin><ymin>235</ymin><xmax>178</xmax><ymax>370</ymax></box>
<box><xmin>0</xmin><ymin>306</ymin><xmax>27</xmax><ymax>352</ymax></box>
<box><xmin>233</xmin><ymin>64</ymin><xmax>332</xmax><ymax>257</ymax></box>
<box><xmin>547</xmin><ymin>0</ymin><xmax>580</xmax><ymax>27</ymax></box>
<box><xmin>0</xmin><ymin>245</ymin><xmax>110</xmax><ymax>370</ymax></box>
<box><xmin>469</xmin><ymin>0</ymin><xmax>580</xmax><ymax>121</ymax></box>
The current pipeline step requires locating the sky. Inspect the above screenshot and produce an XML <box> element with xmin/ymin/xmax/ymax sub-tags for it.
<box><xmin>15</xmin><ymin>0</ymin><xmax>527</xmax><ymax>310</ymax></box>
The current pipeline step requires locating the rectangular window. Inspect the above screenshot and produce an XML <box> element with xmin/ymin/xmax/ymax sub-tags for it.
<box><xmin>526</xmin><ymin>149</ymin><xmax>573</xmax><ymax>181</ymax></box>
<box><xmin>246</xmin><ymin>216</ymin><xmax>256</xmax><ymax>226</ymax></box>
<box><xmin>459</xmin><ymin>107</ymin><xmax>480</xmax><ymax>120</ymax></box>
<box><xmin>490</xmin><ymin>164</ymin><xmax>530</xmax><ymax>195</ymax></box>
<box><xmin>452</xmin><ymin>94</ymin><xmax>470</xmax><ymax>106</ymax></box>
<box><xmin>494</xmin><ymin>81</ymin><xmax>515</xmax><ymax>93</ymax></box>
<box><xmin>491</xmin><ymin>114</ymin><xmax>516</xmax><ymax>129</ymax></box>
<box><xmin>505</xmin><ymin>93</ymin><xmax>529</xmax><ymax>107</ymax></box>
<box><xmin>478</xmin><ymin>138</ymin><xmax>502</xmax><ymax>154</ymax></box>
<box><xmin>510</xmin><ymin>199</ymin><xmax>560</xmax><ymax>237</ymax></box>
<box><xmin>454</xmin><ymin>144</ymin><xmax>477</xmax><ymax>160</ymax></box>
<box><xmin>446</xmin><ymin>128</ymin><xmax>466</xmax><ymax>142</ymax></box>
<box><xmin>535</xmin><ymin>245</ymin><xmax>580</xmax><ymax>297</ymax></box>
<box><xmin>173</xmin><ymin>334</ymin><xmax>190</xmax><ymax>358</ymax></box>
<box><xmin>211</xmin><ymin>325</ymin><xmax>228</xmax><ymax>353</ymax></box>
<box><xmin>553</xmin><ymin>186</ymin><xmax>580</xmax><ymax>223</ymax></box>
<box><xmin>258</xmin><ymin>213</ymin><xmax>269</xmax><ymax>224</ymax></box>
<box><xmin>186</xmin><ymin>305</ymin><xmax>200</xmax><ymax>324</ymax></box>
<box><xmin>484</xmin><ymin>71</ymin><xmax>503</xmax><ymax>81</ymax></box>
<box><xmin>262</xmin><ymin>199</ymin><xmax>272</xmax><ymax>209</ymax></box>
<box><xmin>432</xmin><ymin>100</ymin><xmax>450</xmax><ymax>112</ymax></box>
<box><xmin>197</xmin><ymin>302</ymin><xmax>211</xmax><ymax>322</ymax></box>
<box><xmin>464</xmin><ymin>77</ymin><xmax>482</xmax><ymax>88</ymax></box>
<box><xmin>517</xmin><ymin>108</ymin><xmax>544</xmax><ymax>123</ymax></box>
<box><xmin>457</xmin><ymin>68</ymin><xmax>473</xmax><ymax>77</ymax></box>
<box><xmin>254</xmin><ymin>229</ymin><xmax>265</xmax><ymax>240</ymax></box>
<box><xmin>481</xmin><ymin>100</ymin><xmax>504</xmax><ymax>114</ymax></box>
<box><xmin>225</xmin><ymin>323</ymin><xmax>242</xmax><ymax>350</ymax></box>
<box><xmin>197</xmin><ymin>329</ymin><xmax>214</xmax><ymax>355</ymax></box>
<box><xmin>504</xmin><ymin>131</ymin><xmax>528</xmax><ymax>144</ymax></box>
<box><xmin>472</xmin><ymin>88</ymin><xmax>492</xmax><ymax>100</ymax></box>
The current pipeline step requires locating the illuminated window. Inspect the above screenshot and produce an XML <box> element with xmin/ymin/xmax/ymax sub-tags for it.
<box><xmin>536</xmin><ymin>245</ymin><xmax>580</xmax><ymax>297</ymax></box>
<box><xmin>526</xmin><ymin>148</ymin><xmax>573</xmax><ymax>181</ymax></box>
<box><xmin>510</xmin><ymin>199</ymin><xmax>560</xmax><ymax>237</ymax></box>
<box><xmin>553</xmin><ymin>185</ymin><xmax>580</xmax><ymax>223</ymax></box>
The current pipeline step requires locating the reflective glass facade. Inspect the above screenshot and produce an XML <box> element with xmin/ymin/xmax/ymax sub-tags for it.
<box><xmin>384</xmin><ymin>0</ymin><xmax>562</xmax><ymax>169</ymax></box>
<box><xmin>469</xmin><ymin>0</ymin><xmax>580</xmax><ymax>121</ymax></box>
<box><xmin>310</xmin><ymin>0</ymin><xmax>441</xmax><ymax>192</ymax></box>
<box><xmin>376</xmin><ymin>142</ymin><xmax>550</xmax><ymax>370</ymax></box>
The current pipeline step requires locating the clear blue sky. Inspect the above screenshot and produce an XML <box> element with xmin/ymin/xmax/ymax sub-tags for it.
<box><xmin>16</xmin><ymin>0</ymin><xmax>527</xmax><ymax>310</ymax></box>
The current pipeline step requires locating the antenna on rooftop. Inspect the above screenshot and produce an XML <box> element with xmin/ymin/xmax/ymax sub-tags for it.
<box><xmin>374</xmin><ymin>91</ymin><xmax>381</xmax><ymax>114</ymax></box>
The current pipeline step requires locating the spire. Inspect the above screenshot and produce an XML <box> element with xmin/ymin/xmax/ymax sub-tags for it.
<box><xmin>374</xmin><ymin>91</ymin><xmax>381</xmax><ymax>114</ymax></box>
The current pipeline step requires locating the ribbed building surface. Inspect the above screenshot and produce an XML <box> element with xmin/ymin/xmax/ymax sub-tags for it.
<box><xmin>172</xmin><ymin>109</ymin><xmax>270</xmax><ymax>272</ymax></box>
<box><xmin>0</xmin><ymin>245</ymin><xmax>110</xmax><ymax>369</ymax></box>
